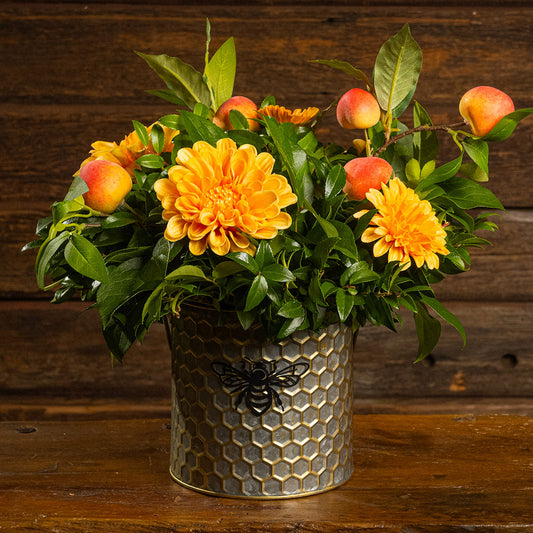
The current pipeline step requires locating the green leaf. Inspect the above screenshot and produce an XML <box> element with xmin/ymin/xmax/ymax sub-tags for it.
<box><xmin>64</xmin><ymin>234</ymin><xmax>109</xmax><ymax>283</ymax></box>
<box><xmin>261</xmin><ymin>263</ymin><xmax>295</xmax><ymax>283</ymax></box>
<box><xmin>227</xmin><ymin>252</ymin><xmax>259</xmax><ymax>274</ymax></box>
<box><xmin>324</xmin><ymin>164</ymin><xmax>346</xmax><ymax>200</ymax></box>
<box><xmin>35</xmin><ymin>232</ymin><xmax>70</xmax><ymax>289</ymax></box>
<box><xmin>205</xmin><ymin>37</ymin><xmax>236</xmax><ymax>110</ymax></box>
<box><xmin>462</xmin><ymin>137</ymin><xmax>489</xmax><ymax>175</ymax></box>
<box><xmin>244</xmin><ymin>274</ymin><xmax>268</xmax><ymax>311</ymax></box>
<box><xmin>132</xmin><ymin>120</ymin><xmax>150</xmax><ymax>147</ymax></box>
<box><xmin>229</xmin><ymin>109</ymin><xmax>251</xmax><ymax>130</ymax></box>
<box><xmin>482</xmin><ymin>107</ymin><xmax>533</xmax><ymax>141</ymax></box>
<box><xmin>136</xmin><ymin>154</ymin><xmax>165</xmax><ymax>170</ymax></box>
<box><xmin>419</xmin><ymin>295</ymin><xmax>466</xmax><ymax>346</ymax></box>
<box><xmin>149</xmin><ymin>123</ymin><xmax>166</xmax><ymax>153</ymax></box>
<box><xmin>165</xmin><ymin>265</ymin><xmax>207</xmax><ymax>281</ymax></box>
<box><xmin>336</xmin><ymin>289</ymin><xmax>354</xmax><ymax>322</ymax></box>
<box><xmin>146</xmin><ymin>89</ymin><xmax>187</xmax><ymax>106</ymax></box>
<box><xmin>443</xmin><ymin>176</ymin><xmax>504</xmax><ymax>210</ymax></box>
<box><xmin>101</xmin><ymin>211</ymin><xmax>138</xmax><ymax>229</ymax></box>
<box><xmin>414</xmin><ymin>301</ymin><xmax>441</xmax><ymax>362</ymax></box>
<box><xmin>459</xmin><ymin>162</ymin><xmax>488</xmax><ymax>182</ymax></box>
<box><xmin>413</xmin><ymin>101</ymin><xmax>439</xmax><ymax>166</ymax></box>
<box><xmin>97</xmin><ymin>259</ymin><xmax>144</xmax><ymax>327</ymax></box>
<box><xmin>416</xmin><ymin>155</ymin><xmax>463</xmax><ymax>192</ymax></box>
<box><xmin>212</xmin><ymin>261</ymin><xmax>245</xmax><ymax>279</ymax></box>
<box><xmin>277</xmin><ymin>300</ymin><xmax>306</xmax><ymax>319</ymax></box>
<box><xmin>277</xmin><ymin>315</ymin><xmax>306</xmax><ymax>339</ymax></box>
<box><xmin>136</xmin><ymin>51</ymin><xmax>212</xmax><ymax>111</ymax></box>
<box><xmin>374</xmin><ymin>24</ymin><xmax>422</xmax><ymax>114</ymax></box>
<box><xmin>310</xmin><ymin>59</ymin><xmax>373</xmax><ymax>88</ymax></box>
<box><xmin>179</xmin><ymin>110</ymin><xmax>226</xmax><ymax>145</ymax></box>
<box><xmin>64</xmin><ymin>175</ymin><xmax>89</xmax><ymax>201</ymax></box>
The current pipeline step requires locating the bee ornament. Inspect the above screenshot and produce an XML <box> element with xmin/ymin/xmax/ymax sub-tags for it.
<box><xmin>212</xmin><ymin>358</ymin><xmax>310</xmax><ymax>417</ymax></box>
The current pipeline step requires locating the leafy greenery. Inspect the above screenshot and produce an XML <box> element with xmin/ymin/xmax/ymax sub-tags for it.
<box><xmin>25</xmin><ymin>23</ymin><xmax>532</xmax><ymax>363</ymax></box>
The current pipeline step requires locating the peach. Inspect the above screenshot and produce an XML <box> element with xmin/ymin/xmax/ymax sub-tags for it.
<box><xmin>78</xmin><ymin>159</ymin><xmax>132</xmax><ymax>214</ymax></box>
<box><xmin>459</xmin><ymin>86</ymin><xmax>515</xmax><ymax>137</ymax></box>
<box><xmin>213</xmin><ymin>96</ymin><xmax>260</xmax><ymax>132</ymax></box>
<box><xmin>343</xmin><ymin>157</ymin><xmax>393</xmax><ymax>201</ymax></box>
<box><xmin>337</xmin><ymin>88</ymin><xmax>381</xmax><ymax>130</ymax></box>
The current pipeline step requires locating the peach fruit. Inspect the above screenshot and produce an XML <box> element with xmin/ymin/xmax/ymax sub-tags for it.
<box><xmin>459</xmin><ymin>86</ymin><xmax>515</xmax><ymax>137</ymax></box>
<box><xmin>343</xmin><ymin>157</ymin><xmax>393</xmax><ymax>201</ymax></box>
<box><xmin>78</xmin><ymin>159</ymin><xmax>132</xmax><ymax>214</ymax></box>
<box><xmin>213</xmin><ymin>96</ymin><xmax>260</xmax><ymax>132</ymax></box>
<box><xmin>337</xmin><ymin>88</ymin><xmax>381</xmax><ymax>130</ymax></box>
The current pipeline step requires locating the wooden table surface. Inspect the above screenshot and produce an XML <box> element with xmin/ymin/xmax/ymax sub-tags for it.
<box><xmin>1</xmin><ymin>414</ymin><xmax>532</xmax><ymax>532</ymax></box>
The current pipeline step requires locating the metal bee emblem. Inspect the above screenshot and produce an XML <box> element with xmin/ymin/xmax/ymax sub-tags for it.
<box><xmin>212</xmin><ymin>358</ymin><xmax>309</xmax><ymax>417</ymax></box>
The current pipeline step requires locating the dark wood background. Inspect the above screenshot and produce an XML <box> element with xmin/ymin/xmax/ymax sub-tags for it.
<box><xmin>2</xmin><ymin>0</ymin><xmax>532</xmax><ymax>419</ymax></box>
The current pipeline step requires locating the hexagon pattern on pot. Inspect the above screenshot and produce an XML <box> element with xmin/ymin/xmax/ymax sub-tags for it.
<box><xmin>169</xmin><ymin>312</ymin><xmax>354</xmax><ymax>498</ymax></box>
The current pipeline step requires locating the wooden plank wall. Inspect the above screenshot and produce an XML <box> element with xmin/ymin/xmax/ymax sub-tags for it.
<box><xmin>1</xmin><ymin>1</ymin><xmax>532</xmax><ymax>418</ymax></box>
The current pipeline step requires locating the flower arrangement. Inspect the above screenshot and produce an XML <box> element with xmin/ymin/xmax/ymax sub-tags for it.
<box><xmin>26</xmin><ymin>23</ymin><xmax>531</xmax><ymax>363</ymax></box>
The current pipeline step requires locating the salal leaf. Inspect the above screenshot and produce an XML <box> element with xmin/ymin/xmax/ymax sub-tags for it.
<box><xmin>462</xmin><ymin>137</ymin><xmax>489</xmax><ymax>175</ymax></box>
<box><xmin>64</xmin><ymin>234</ymin><xmax>109</xmax><ymax>283</ymax></box>
<box><xmin>414</xmin><ymin>301</ymin><xmax>441</xmax><ymax>362</ymax></box>
<box><xmin>482</xmin><ymin>107</ymin><xmax>533</xmax><ymax>141</ymax></box>
<box><xmin>310</xmin><ymin>59</ymin><xmax>373</xmax><ymax>88</ymax></box>
<box><xmin>205</xmin><ymin>37</ymin><xmax>236</xmax><ymax>110</ymax></box>
<box><xmin>64</xmin><ymin>175</ymin><xmax>89</xmax><ymax>202</ymax></box>
<box><xmin>136</xmin><ymin>51</ymin><xmax>212</xmax><ymax>110</ymax></box>
<box><xmin>374</xmin><ymin>24</ymin><xmax>422</xmax><ymax>114</ymax></box>
<box><xmin>442</xmin><ymin>176</ymin><xmax>504</xmax><ymax>210</ymax></box>
<box><xmin>413</xmin><ymin>101</ymin><xmax>438</xmax><ymax>165</ymax></box>
<box><xmin>132</xmin><ymin>120</ymin><xmax>150</xmax><ymax>147</ymax></box>
<box><xmin>420</xmin><ymin>295</ymin><xmax>466</xmax><ymax>346</ymax></box>
<box><xmin>35</xmin><ymin>232</ymin><xmax>70</xmax><ymax>289</ymax></box>
<box><xmin>244</xmin><ymin>274</ymin><xmax>268</xmax><ymax>311</ymax></box>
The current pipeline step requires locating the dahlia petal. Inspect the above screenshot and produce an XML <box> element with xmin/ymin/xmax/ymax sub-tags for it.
<box><xmin>208</xmin><ymin>227</ymin><xmax>231</xmax><ymax>256</ymax></box>
<box><xmin>373</xmin><ymin>238</ymin><xmax>390</xmax><ymax>258</ymax></box>
<box><xmin>267</xmin><ymin>212</ymin><xmax>292</xmax><ymax>230</ymax></box>
<box><xmin>165</xmin><ymin>216</ymin><xmax>187</xmax><ymax>241</ymax></box>
<box><xmin>188</xmin><ymin>222</ymin><xmax>212</xmax><ymax>240</ymax></box>
<box><xmin>189</xmin><ymin>237</ymin><xmax>208</xmax><ymax>256</ymax></box>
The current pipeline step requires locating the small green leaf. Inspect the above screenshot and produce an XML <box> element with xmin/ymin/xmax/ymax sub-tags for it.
<box><xmin>420</xmin><ymin>294</ymin><xmax>466</xmax><ymax>346</ymax></box>
<box><xmin>136</xmin><ymin>154</ymin><xmax>166</xmax><ymax>170</ymax></box>
<box><xmin>35</xmin><ymin>232</ymin><xmax>70</xmax><ymax>289</ymax></box>
<box><xmin>244</xmin><ymin>274</ymin><xmax>268</xmax><ymax>311</ymax></box>
<box><xmin>227</xmin><ymin>252</ymin><xmax>259</xmax><ymax>274</ymax></box>
<box><xmin>64</xmin><ymin>175</ymin><xmax>89</xmax><ymax>201</ymax></box>
<box><xmin>261</xmin><ymin>264</ymin><xmax>295</xmax><ymax>283</ymax></box>
<box><xmin>277</xmin><ymin>300</ymin><xmax>306</xmax><ymax>319</ymax></box>
<box><xmin>482</xmin><ymin>107</ymin><xmax>533</xmax><ymax>141</ymax></box>
<box><xmin>165</xmin><ymin>265</ymin><xmax>207</xmax><ymax>281</ymax></box>
<box><xmin>324</xmin><ymin>164</ymin><xmax>346</xmax><ymax>200</ymax></box>
<box><xmin>150</xmin><ymin>123</ymin><xmax>166</xmax><ymax>153</ymax></box>
<box><xmin>102</xmin><ymin>212</ymin><xmax>138</xmax><ymax>229</ymax></box>
<box><xmin>462</xmin><ymin>137</ymin><xmax>489</xmax><ymax>175</ymax></box>
<box><xmin>336</xmin><ymin>289</ymin><xmax>354</xmax><ymax>322</ymax></box>
<box><xmin>310</xmin><ymin>59</ymin><xmax>373</xmax><ymax>89</ymax></box>
<box><xmin>414</xmin><ymin>301</ymin><xmax>441</xmax><ymax>362</ymax></box>
<box><xmin>277</xmin><ymin>315</ymin><xmax>306</xmax><ymax>339</ymax></box>
<box><xmin>443</xmin><ymin>176</ymin><xmax>504</xmax><ymax>210</ymax></box>
<box><xmin>64</xmin><ymin>234</ymin><xmax>109</xmax><ymax>283</ymax></box>
<box><xmin>132</xmin><ymin>120</ymin><xmax>150</xmax><ymax>147</ymax></box>
<box><xmin>229</xmin><ymin>109</ymin><xmax>251</xmax><ymax>130</ymax></box>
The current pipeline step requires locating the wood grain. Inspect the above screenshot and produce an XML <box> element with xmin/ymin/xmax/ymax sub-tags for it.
<box><xmin>0</xmin><ymin>415</ymin><xmax>531</xmax><ymax>532</ymax></box>
<box><xmin>1</xmin><ymin>1</ymin><xmax>533</xmax><ymax>409</ymax></box>
<box><xmin>1</xmin><ymin>300</ymin><xmax>531</xmax><ymax>405</ymax></box>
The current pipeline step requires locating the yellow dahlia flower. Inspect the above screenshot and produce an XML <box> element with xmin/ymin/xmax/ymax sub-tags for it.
<box><xmin>259</xmin><ymin>105</ymin><xmax>319</xmax><ymax>126</ymax></box>
<box><xmin>154</xmin><ymin>138</ymin><xmax>298</xmax><ymax>256</ymax></box>
<box><xmin>77</xmin><ymin>123</ymin><xmax>179</xmax><ymax>176</ymax></box>
<box><xmin>355</xmin><ymin>178</ymin><xmax>449</xmax><ymax>270</ymax></box>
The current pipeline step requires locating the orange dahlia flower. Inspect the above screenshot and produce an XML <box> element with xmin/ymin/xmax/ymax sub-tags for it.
<box><xmin>77</xmin><ymin>122</ymin><xmax>179</xmax><ymax>176</ymax></box>
<box><xmin>258</xmin><ymin>105</ymin><xmax>320</xmax><ymax>126</ymax></box>
<box><xmin>355</xmin><ymin>178</ymin><xmax>449</xmax><ymax>270</ymax></box>
<box><xmin>154</xmin><ymin>138</ymin><xmax>298</xmax><ymax>256</ymax></box>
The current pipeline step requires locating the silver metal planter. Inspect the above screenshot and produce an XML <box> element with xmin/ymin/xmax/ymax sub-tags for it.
<box><xmin>168</xmin><ymin>309</ymin><xmax>355</xmax><ymax>499</ymax></box>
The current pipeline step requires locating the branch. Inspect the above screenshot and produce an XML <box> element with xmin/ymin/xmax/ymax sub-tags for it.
<box><xmin>373</xmin><ymin>121</ymin><xmax>468</xmax><ymax>156</ymax></box>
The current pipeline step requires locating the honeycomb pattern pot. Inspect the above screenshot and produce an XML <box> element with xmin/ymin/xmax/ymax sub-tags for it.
<box><xmin>168</xmin><ymin>309</ymin><xmax>355</xmax><ymax>498</ymax></box>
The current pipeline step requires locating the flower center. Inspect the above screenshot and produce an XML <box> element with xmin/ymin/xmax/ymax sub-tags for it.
<box><xmin>205</xmin><ymin>185</ymin><xmax>237</xmax><ymax>211</ymax></box>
